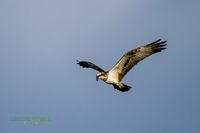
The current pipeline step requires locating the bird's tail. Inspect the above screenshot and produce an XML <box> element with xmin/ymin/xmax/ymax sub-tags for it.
<box><xmin>113</xmin><ymin>83</ymin><xmax>132</xmax><ymax>92</ymax></box>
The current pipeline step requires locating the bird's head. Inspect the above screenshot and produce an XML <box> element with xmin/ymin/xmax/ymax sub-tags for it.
<box><xmin>96</xmin><ymin>72</ymin><xmax>107</xmax><ymax>81</ymax></box>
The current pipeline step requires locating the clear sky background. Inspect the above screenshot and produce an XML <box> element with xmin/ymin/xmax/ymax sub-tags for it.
<box><xmin>0</xmin><ymin>0</ymin><xmax>200</xmax><ymax>133</ymax></box>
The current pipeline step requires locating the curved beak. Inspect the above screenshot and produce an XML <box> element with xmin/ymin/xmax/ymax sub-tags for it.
<box><xmin>96</xmin><ymin>76</ymin><xmax>99</xmax><ymax>81</ymax></box>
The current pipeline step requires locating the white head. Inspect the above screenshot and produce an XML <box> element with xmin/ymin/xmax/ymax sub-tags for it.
<box><xmin>96</xmin><ymin>72</ymin><xmax>107</xmax><ymax>81</ymax></box>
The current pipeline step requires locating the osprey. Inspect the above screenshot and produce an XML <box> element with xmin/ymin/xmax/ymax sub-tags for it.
<box><xmin>77</xmin><ymin>39</ymin><xmax>167</xmax><ymax>92</ymax></box>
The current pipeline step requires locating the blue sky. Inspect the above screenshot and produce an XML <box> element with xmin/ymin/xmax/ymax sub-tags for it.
<box><xmin>0</xmin><ymin>0</ymin><xmax>200</xmax><ymax>132</ymax></box>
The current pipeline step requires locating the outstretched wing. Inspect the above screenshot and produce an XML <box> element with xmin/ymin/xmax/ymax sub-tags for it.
<box><xmin>109</xmin><ymin>39</ymin><xmax>167</xmax><ymax>81</ymax></box>
<box><xmin>77</xmin><ymin>60</ymin><xmax>105</xmax><ymax>72</ymax></box>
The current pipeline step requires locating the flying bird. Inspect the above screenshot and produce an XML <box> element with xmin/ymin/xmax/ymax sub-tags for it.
<box><xmin>77</xmin><ymin>39</ymin><xmax>167</xmax><ymax>92</ymax></box>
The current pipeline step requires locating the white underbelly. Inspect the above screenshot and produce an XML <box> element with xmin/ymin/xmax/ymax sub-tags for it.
<box><xmin>106</xmin><ymin>72</ymin><xmax>119</xmax><ymax>84</ymax></box>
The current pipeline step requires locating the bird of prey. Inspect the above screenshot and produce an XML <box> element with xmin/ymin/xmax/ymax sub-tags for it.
<box><xmin>77</xmin><ymin>39</ymin><xmax>167</xmax><ymax>92</ymax></box>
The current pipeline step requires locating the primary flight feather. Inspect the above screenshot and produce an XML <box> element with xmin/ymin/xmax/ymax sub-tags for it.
<box><xmin>77</xmin><ymin>39</ymin><xmax>167</xmax><ymax>92</ymax></box>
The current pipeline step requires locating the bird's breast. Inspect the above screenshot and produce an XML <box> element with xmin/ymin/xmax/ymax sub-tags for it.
<box><xmin>106</xmin><ymin>72</ymin><xmax>119</xmax><ymax>84</ymax></box>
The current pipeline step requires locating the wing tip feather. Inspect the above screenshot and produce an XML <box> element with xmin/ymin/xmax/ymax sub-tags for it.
<box><xmin>76</xmin><ymin>60</ymin><xmax>88</xmax><ymax>68</ymax></box>
<box><xmin>151</xmin><ymin>39</ymin><xmax>167</xmax><ymax>53</ymax></box>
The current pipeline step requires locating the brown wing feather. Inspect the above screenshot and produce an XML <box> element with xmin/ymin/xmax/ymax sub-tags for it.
<box><xmin>77</xmin><ymin>60</ymin><xmax>105</xmax><ymax>72</ymax></box>
<box><xmin>109</xmin><ymin>39</ymin><xmax>167</xmax><ymax>81</ymax></box>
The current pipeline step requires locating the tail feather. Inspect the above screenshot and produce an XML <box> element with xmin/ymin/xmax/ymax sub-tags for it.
<box><xmin>113</xmin><ymin>83</ymin><xmax>131</xmax><ymax>92</ymax></box>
